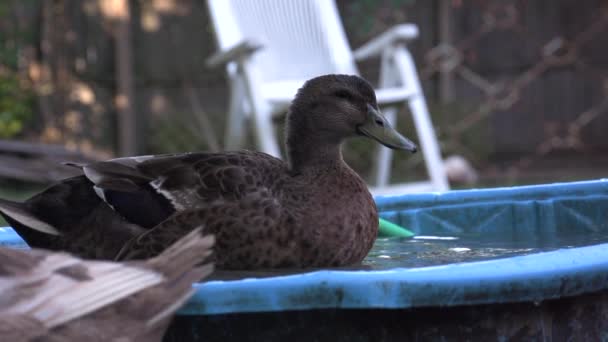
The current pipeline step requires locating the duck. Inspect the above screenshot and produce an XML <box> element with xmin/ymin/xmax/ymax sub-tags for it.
<box><xmin>0</xmin><ymin>227</ymin><xmax>214</xmax><ymax>342</ymax></box>
<box><xmin>0</xmin><ymin>74</ymin><xmax>418</xmax><ymax>269</ymax></box>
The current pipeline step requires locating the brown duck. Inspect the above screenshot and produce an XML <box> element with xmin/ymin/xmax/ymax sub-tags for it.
<box><xmin>0</xmin><ymin>74</ymin><xmax>417</xmax><ymax>269</ymax></box>
<box><xmin>0</xmin><ymin>227</ymin><xmax>214</xmax><ymax>342</ymax></box>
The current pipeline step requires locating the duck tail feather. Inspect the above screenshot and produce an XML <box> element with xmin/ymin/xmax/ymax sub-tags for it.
<box><xmin>61</xmin><ymin>161</ymin><xmax>86</xmax><ymax>169</ymax></box>
<box><xmin>38</xmin><ymin>258</ymin><xmax>164</xmax><ymax>329</ymax></box>
<box><xmin>145</xmin><ymin>263</ymin><xmax>216</xmax><ymax>328</ymax></box>
<box><xmin>83</xmin><ymin>161</ymin><xmax>153</xmax><ymax>186</ymax></box>
<box><xmin>146</xmin><ymin>226</ymin><xmax>215</xmax><ymax>280</ymax></box>
<box><xmin>143</xmin><ymin>227</ymin><xmax>215</xmax><ymax>328</ymax></box>
<box><xmin>0</xmin><ymin>198</ymin><xmax>60</xmax><ymax>235</ymax></box>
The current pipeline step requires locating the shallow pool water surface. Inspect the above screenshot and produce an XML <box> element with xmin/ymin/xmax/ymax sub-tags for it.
<box><xmin>364</xmin><ymin>230</ymin><xmax>608</xmax><ymax>269</ymax></box>
<box><xmin>208</xmin><ymin>229</ymin><xmax>608</xmax><ymax>280</ymax></box>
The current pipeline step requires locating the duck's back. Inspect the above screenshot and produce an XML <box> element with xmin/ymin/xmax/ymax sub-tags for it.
<box><xmin>130</xmin><ymin>150</ymin><xmax>288</xmax><ymax>209</ymax></box>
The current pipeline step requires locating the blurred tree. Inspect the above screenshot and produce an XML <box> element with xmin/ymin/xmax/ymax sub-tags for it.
<box><xmin>100</xmin><ymin>0</ymin><xmax>140</xmax><ymax>156</ymax></box>
<box><xmin>0</xmin><ymin>73</ymin><xmax>34</xmax><ymax>138</ymax></box>
<box><xmin>0</xmin><ymin>1</ymin><xmax>36</xmax><ymax>139</ymax></box>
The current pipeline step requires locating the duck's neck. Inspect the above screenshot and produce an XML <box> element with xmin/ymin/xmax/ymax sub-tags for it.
<box><xmin>287</xmin><ymin>140</ymin><xmax>343</xmax><ymax>173</ymax></box>
<box><xmin>286</xmin><ymin>113</ymin><xmax>344</xmax><ymax>173</ymax></box>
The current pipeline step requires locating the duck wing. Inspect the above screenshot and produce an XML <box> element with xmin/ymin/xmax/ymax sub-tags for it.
<box><xmin>0</xmin><ymin>227</ymin><xmax>214</xmax><ymax>340</ymax></box>
<box><xmin>0</xmin><ymin>176</ymin><xmax>145</xmax><ymax>258</ymax></box>
<box><xmin>83</xmin><ymin>151</ymin><xmax>283</xmax><ymax>229</ymax></box>
<box><xmin>0</xmin><ymin>247</ymin><xmax>164</xmax><ymax>330</ymax></box>
<box><xmin>115</xmin><ymin>191</ymin><xmax>286</xmax><ymax>269</ymax></box>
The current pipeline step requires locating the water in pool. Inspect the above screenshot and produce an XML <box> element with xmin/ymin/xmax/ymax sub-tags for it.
<box><xmin>209</xmin><ymin>229</ymin><xmax>608</xmax><ymax>279</ymax></box>
<box><xmin>3</xmin><ymin>226</ymin><xmax>607</xmax><ymax>279</ymax></box>
<box><xmin>365</xmin><ymin>230</ymin><xmax>608</xmax><ymax>269</ymax></box>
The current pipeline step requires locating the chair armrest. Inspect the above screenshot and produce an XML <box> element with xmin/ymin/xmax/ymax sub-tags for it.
<box><xmin>205</xmin><ymin>39</ymin><xmax>263</xmax><ymax>68</ymax></box>
<box><xmin>353</xmin><ymin>24</ymin><xmax>419</xmax><ymax>61</ymax></box>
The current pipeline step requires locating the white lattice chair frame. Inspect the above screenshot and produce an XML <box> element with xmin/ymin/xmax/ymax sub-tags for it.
<box><xmin>206</xmin><ymin>0</ymin><xmax>449</xmax><ymax>195</ymax></box>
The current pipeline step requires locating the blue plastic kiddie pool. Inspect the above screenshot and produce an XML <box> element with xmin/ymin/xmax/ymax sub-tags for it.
<box><xmin>2</xmin><ymin>179</ymin><xmax>608</xmax><ymax>340</ymax></box>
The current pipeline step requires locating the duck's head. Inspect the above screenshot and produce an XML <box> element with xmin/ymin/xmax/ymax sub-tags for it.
<box><xmin>286</xmin><ymin>74</ymin><xmax>417</xmax><ymax>169</ymax></box>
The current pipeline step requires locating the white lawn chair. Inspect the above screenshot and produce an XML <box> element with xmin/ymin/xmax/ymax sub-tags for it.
<box><xmin>205</xmin><ymin>0</ymin><xmax>449</xmax><ymax>195</ymax></box>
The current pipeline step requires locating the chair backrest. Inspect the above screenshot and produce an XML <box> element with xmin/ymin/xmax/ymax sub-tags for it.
<box><xmin>206</xmin><ymin>0</ymin><xmax>359</xmax><ymax>83</ymax></box>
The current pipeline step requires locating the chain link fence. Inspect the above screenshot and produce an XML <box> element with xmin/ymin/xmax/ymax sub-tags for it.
<box><xmin>337</xmin><ymin>0</ymin><xmax>608</xmax><ymax>185</ymax></box>
<box><xmin>417</xmin><ymin>0</ymin><xmax>608</xmax><ymax>184</ymax></box>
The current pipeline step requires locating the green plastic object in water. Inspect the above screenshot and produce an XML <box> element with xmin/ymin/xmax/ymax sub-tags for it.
<box><xmin>378</xmin><ymin>218</ymin><xmax>415</xmax><ymax>238</ymax></box>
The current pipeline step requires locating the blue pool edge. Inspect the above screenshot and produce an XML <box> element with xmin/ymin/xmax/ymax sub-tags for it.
<box><xmin>182</xmin><ymin>242</ymin><xmax>608</xmax><ymax>315</ymax></box>
<box><xmin>2</xmin><ymin>178</ymin><xmax>608</xmax><ymax>315</ymax></box>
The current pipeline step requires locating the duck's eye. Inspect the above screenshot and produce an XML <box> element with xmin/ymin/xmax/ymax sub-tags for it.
<box><xmin>375</xmin><ymin>119</ymin><xmax>384</xmax><ymax>127</ymax></box>
<box><xmin>334</xmin><ymin>90</ymin><xmax>354</xmax><ymax>100</ymax></box>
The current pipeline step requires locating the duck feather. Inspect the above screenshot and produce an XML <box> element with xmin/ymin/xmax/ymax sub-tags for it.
<box><xmin>0</xmin><ymin>227</ymin><xmax>214</xmax><ymax>341</ymax></box>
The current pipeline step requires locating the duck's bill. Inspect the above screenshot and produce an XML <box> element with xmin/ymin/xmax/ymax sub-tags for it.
<box><xmin>357</xmin><ymin>105</ymin><xmax>418</xmax><ymax>153</ymax></box>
